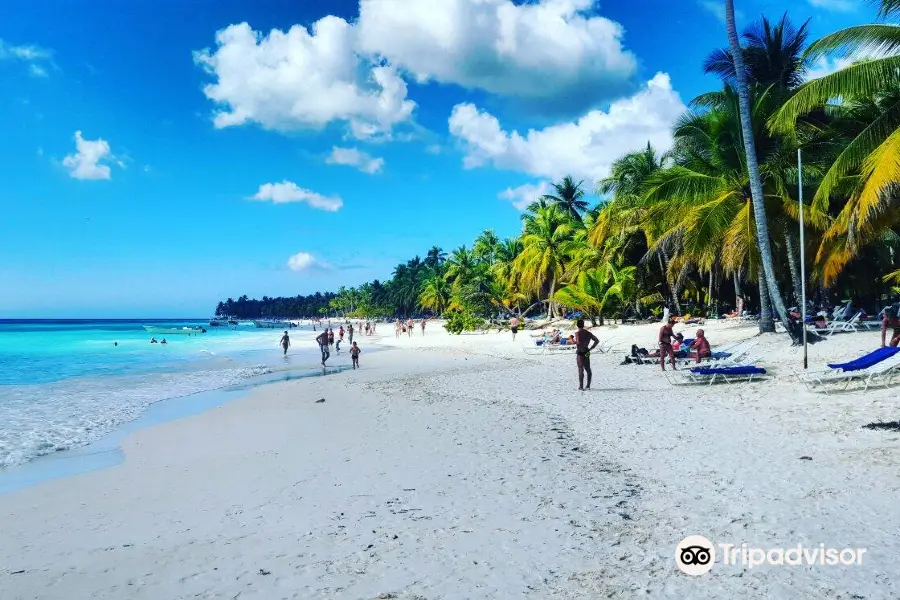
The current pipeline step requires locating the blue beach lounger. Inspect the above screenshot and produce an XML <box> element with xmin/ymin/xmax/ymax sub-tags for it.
<box><xmin>667</xmin><ymin>364</ymin><xmax>767</xmax><ymax>385</ymax></box>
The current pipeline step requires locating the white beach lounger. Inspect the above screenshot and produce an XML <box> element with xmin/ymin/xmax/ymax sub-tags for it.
<box><xmin>798</xmin><ymin>352</ymin><xmax>900</xmax><ymax>394</ymax></box>
<box><xmin>811</xmin><ymin>311</ymin><xmax>863</xmax><ymax>336</ymax></box>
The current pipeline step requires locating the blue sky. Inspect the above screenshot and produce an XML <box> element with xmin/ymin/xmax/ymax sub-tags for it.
<box><xmin>0</xmin><ymin>0</ymin><xmax>878</xmax><ymax>317</ymax></box>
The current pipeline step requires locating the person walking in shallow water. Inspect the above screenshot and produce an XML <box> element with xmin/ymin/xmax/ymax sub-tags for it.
<box><xmin>574</xmin><ymin>319</ymin><xmax>599</xmax><ymax>391</ymax></box>
<box><xmin>279</xmin><ymin>330</ymin><xmax>291</xmax><ymax>355</ymax></box>
<box><xmin>316</xmin><ymin>330</ymin><xmax>330</xmax><ymax>365</ymax></box>
<box><xmin>350</xmin><ymin>341</ymin><xmax>361</xmax><ymax>369</ymax></box>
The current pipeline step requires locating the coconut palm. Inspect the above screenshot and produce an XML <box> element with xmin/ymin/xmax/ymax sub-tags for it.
<box><xmin>594</xmin><ymin>143</ymin><xmax>684</xmax><ymax>312</ymax></box>
<box><xmin>473</xmin><ymin>229</ymin><xmax>501</xmax><ymax>265</ymax></box>
<box><xmin>419</xmin><ymin>273</ymin><xmax>451</xmax><ymax>314</ymax></box>
<box><xmin>772</xmin><ymin>0</ymin><xmax>900</xmax><ymax>282</ymax></box>
<box><xmin>704</xmin><ymin>13</ymin><xmax>811</xmax><ymax>89</ymax></box>
<box><xmin>541</xmin><ymin>175</ymin><xmax>589</xmax><ymax>222</ymax></box>
<box><xmin>444</xmin><ymin>245</ymin><xmax>477</xmax><ymax>290</ymax></box>
<box><xmin>725</xmin><ymin>0</ymin><xmax>792</xmax><ymax>331</ymax></box>
<box><xmin>425</xmin><ymin>246</ymin><xmax>447</xmax><ymax>270</ymax></box>
<box><xmin>515</xmin><ymin>205</ymin><xmax>575</xmax><ymax>318</ymax></box>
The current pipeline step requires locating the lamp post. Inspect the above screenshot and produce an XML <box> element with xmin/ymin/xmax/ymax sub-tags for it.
<box><xmin>798</xmin><ymin>149</ymin><xmax>808</xmax><ymax>369</ymax></box>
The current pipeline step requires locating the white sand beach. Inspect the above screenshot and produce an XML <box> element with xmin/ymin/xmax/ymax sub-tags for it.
<box><xmin>2</xmin><ymin>320</ymin><xmax>900</xmax><ymax>598</ymax></box>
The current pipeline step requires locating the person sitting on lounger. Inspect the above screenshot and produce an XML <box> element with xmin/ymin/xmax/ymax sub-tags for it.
<box><xmin>882</xmin><ymin>308</ymin><xmax>900</xmax><ymax>347</ymax></box>
<box><xmin>690</xmin><ymin>329</ymin><xmax>712</xmax><ymax>363</ymax></box>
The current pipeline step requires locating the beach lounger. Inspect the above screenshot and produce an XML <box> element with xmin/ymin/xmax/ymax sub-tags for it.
<box><xmin>811</xmin><ymin>311</ymin><xmax>863</xmax><ymax>336</ymax></box>
<box><xmin>798</xmin><ymin>347</ymin><xmax>900</xmax><ymax>393</ymax></box>
<box><xmin>666</xmin><ymin>365</ymin><xmax>767</xmax><ymax>386</ymax></box>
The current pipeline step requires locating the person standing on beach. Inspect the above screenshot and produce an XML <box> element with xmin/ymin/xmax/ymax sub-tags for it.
<box><xmin>348</xmin><ymin>324</ymin><xmax>354</xmax><ymax>344</ymax></box>
<box><xmin>574</xmin><ymin>319</ymin><xmax>599</xmax><ymax>391</ymax></box>
<box><xmin>279</xmin><ymin>331</ymin><xmax>291</xmax><ymax>355</ymax></box>
<box><xmin>316</xmin><ymin>330</ymin><xmax>330</xmax><ymax>365</ymax></box>
<box><xmin>407</xmin><ymin>318</ymin><xmax>414</xmax><ymax>338</ymax></box>
<box><xmin>350</xmin><ymin>341</ymin><xmax>361</xmax><ymax>369</ymax></box>
<box><xmin>420</xmin><ymin>318</ymin><xmax>426</xmax><ymax>336</ymax></box>
<box><xmin>882</xmin><ymin>307</ymin><xmax>900</xmax><ymax>347</ymax></box>
<box><xmin>339</xmin><ymin>325</ymin><xmax>345</xmax><ymax>342</ymax></box>
<box><xmin>328</xmin><ymin>328</ymin><xmax>335</xmax><ymax>349</ymax></box>
<box><xmin>658</xmin><ymin>317</ymin><xmax>677</xmax><ymax>371</ymax></box>
<box><xmin>395</xmin><ymin>320</ymin><xmax>401</xmax><ymax>339</ymax></box>
<box><xmin>510</xmin><ymin>315</ymin><xmax>520</xmax><ymax>340</ymax></box>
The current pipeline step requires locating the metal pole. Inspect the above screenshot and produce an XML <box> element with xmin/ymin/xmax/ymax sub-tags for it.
<box><xmin>799</xmin><ymin>149</ymin><xmax>808</xmax><ymax>369</ymax></box>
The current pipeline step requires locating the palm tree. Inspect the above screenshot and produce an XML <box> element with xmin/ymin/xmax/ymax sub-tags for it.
<box><xmin>595</xmin><ymin>143</ymin><xmax>683</xmax><ymax>313</ymax></box>
<box><xmin>515</xmin><ymin>205</ymin><xmax>575</xmax><ymax>318</ymax></box>
<box><xmin>726</xmin><ymin>0</ymin><xmax>792</xmax><ymax>332</ymax></box>
<box><xmin>419</xmin><ymin>273</ymin><xmax>451</xmax><ymax>314</ymax></box>
<box><xmin>704</xmin><ymin>13</ymin><xmax>811</xmax><ymax>89</ymax></box>
<box><xmin>444</xmin><ymin>246</ymin><xmax>477</xmax><ymax>290</ymax></box>
<box><xmin>772</xmin><ymin>0</ymin><xmax>900</xmax><ymax>283</ymax></box>
<box><xmin>473</xmin><ymin>229</ymin><xmax>501</xmax><ymax>265</ymax></box>
<box><xmin>541</xmin><ymin>175</ymin><xmax>589</xmax><ymax>222</ymax></box>
<box><xmin>425</xmin><ymin>246</ymin><xmax>447</xmax><ymax>270</ymax></box>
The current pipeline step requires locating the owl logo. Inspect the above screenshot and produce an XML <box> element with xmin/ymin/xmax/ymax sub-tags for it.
<box><xmin>675</xmin><ymin>536</ymin><xmax>716</xmax><ymax>576</ymax></box>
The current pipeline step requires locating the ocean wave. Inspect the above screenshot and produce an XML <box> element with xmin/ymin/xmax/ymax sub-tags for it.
<box><xmin>0</xmin><ymin>365</ymin><xmax>272</xmax><ymax>468</ymax></box>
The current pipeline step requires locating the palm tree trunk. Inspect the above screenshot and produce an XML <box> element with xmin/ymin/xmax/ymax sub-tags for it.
<box><xmin>708</xmin><ymin>270</ymin><xmax>715</xmax><ymax>314</ymax></box>
<box><xmin>725</xmin><ymin>0</ymin><xmax>791</xmax><ymax>330</ymax></box>
<box><xmin>548</xmin><ymin>277</ymin><xmax>557</xmax><ymax>318</ymax></box>
<box><xmin>662</xmin><ymin>250</ymin><xmax>682</xmax><ymax>314</ymax></box>
<box><xmin>758</xmin><ymin>271</ymin><xmax>775</xmax><ymax>332</ymax></box>
<box><xmin>784</xmin><ymin>231</ymin><xmax>802</xmax><ymax>307</ymax></box>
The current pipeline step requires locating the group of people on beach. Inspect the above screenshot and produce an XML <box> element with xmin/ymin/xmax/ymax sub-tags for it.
<box><xmin>394</xmin><ymin>318</ymin><xmax>426</xmax><ymax>338</ymax></box>
<box><xmin>279</xmin><ymin>328</ymin><xmax>361</xmax><ymax>369</ymax></box>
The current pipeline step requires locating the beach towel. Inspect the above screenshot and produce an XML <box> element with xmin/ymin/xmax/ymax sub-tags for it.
<box><xmin>827</xmin><ymin>346</ymin><xmax>900</xmax><ymax>372</ymax></box>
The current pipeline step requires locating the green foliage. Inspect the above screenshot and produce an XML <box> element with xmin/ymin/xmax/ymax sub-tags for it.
<box><xmin>442</xmin><ymin>309</ymin><xmax>486</xmax><ymax>334</ymax></box>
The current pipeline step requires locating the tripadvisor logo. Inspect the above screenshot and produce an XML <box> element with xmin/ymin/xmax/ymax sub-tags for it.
<box><xmin>675</xmin><ymin>536</ymin><xmax>868</xmax><ymax>576</ymax></box>
<box><xmin>676</xmin><ymin>535</ymin><xmax>715</xmax><ymax>576</ymax></box>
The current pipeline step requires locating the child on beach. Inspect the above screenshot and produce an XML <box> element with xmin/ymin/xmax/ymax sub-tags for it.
<box><xmin>350</xmin><ymin>342</ymin><xmax>361</xmax><ymax>369</ymax></box>
<box><xmin>328</xmin><ymin>329</ymin><xmax>335</xmax><ymax>348</ymax></box>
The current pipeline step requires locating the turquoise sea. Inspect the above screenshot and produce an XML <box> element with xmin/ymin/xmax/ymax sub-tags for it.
<box><xmin>0</xmin><ymin>319</ymin><xmax>327</xmax><ymax>469</ymax></box>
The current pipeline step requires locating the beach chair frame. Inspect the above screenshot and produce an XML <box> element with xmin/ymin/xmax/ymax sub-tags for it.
<box><xmin>798</xmin><ymin>354</ymin><xmax>900</xmax><ymax>394</ymax></box>
<box><xmin>665</xmin><ymin>366</ymin><xmax>767</xmax><ymax>386</ymax></box>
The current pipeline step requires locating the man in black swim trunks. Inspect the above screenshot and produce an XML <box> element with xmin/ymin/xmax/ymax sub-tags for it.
<box><xmin>658</xmin><ymin>317</ymin><xmax>677</xmax><ymax>371</ymax></box>
<box><xmin>574</xmin><ymin>319</ymin><xmax>599</xmax><ymax>391</ymax></box>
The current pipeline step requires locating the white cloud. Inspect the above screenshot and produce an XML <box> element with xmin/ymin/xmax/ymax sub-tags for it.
<box><xmin>193</xmin><ymin>21</ymin><xmax>416</xmax><ymax>139</ymax></box>
<box><xmin>356</xmin><ymin>0</ymin><xmax>636</xmax><ymax>115</ymax></box>
<box><xmin>28</xmin><ymin>64</ymin><xmax>48</xmax><ymax>78</ymax></box>
<box><xmin>325</xmin><ymin>146</ymin><xmax>384</xmax><ymax>174</ymax></box>
<box><xmin>449</xmin><ymin>72</ymin><xmax>686</xmax><ymax>183</ymax></box>
<box><xmin>426</xmin><ymin>144</ymin><xmax>442</xmax><ymax>155</ymax></box>
<box><xmin>287</xmin><ymin>251</ymin><xmax>322</xmax><ymax>272</ymax></box>
<box><xmin>808</xmin><ymin>0</ymin><xmax>856</xmax><ymax>11</ymax></box>
<box><xmin>62</xmin><ymin>131</ymin><xmax>115</xmax><ymax>180</ymax></box>
<box><xmin>251</xmin><ymin>181</ymin><xmax>343</xmax><ymax>212</ymax></box>
<box><xmin>804</xmin><ymin>48</ymin><xmax>888</xmax><ymax>81</ymax></box>
<box><xmin>498</xmin><ymin>181</ymin><xmax>552</xmax><ymax>210</ymax></box>
<box><xmin>0</xmin><ymin>39</ymin><xmax>54</xmax><ymax>75</ymax></box>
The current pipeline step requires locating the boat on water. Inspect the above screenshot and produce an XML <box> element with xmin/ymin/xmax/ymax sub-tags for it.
<box><xmin>143</xmin><ymin>325</ymin><xmax>206</xmax><ymax>335</ymax></box>
<box><xmin>253</xmin><ymin>320</ymin><xmax>294</xmax><ymax>329</ymax></box>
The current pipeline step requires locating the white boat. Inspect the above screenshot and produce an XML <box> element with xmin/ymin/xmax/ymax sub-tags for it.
<box><xmin>143</xmin><ymin>325</ymin><xmax>205</xmax><ymax>335</ymax></box>
<box><xmin>253</xmin><ymin>320</ymin><xmax>293</xmax><ymax>329</ymax></box>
